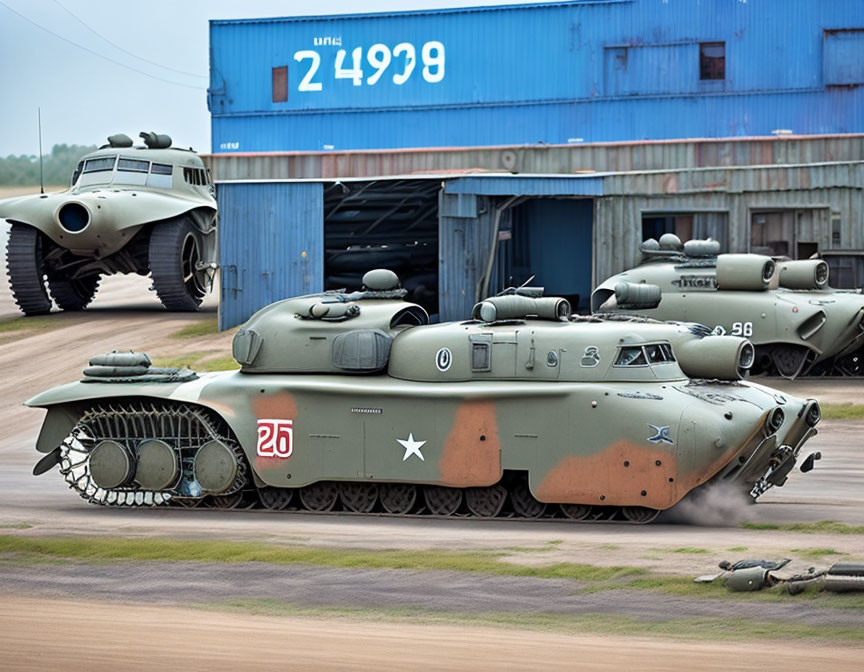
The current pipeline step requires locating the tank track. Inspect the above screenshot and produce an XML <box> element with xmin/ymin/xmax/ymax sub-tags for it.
<box><xmin>59</xmin><ymin>400</ymin><xmax>659</xmax><ymax>524</ymax></box>
<box><xmin>168</xmin><ymin>484</ymin><xmax>660</xmax><ymax>524</ymax></box>
<box><xmin>6</xmin><ymin>223</ymin><xmax>52</xmax><ymax>315</ymax></box>
<box><xmin>59</xmin><ymin>400</ymin><xmax>247</xmax><ymax>507</ymax></box>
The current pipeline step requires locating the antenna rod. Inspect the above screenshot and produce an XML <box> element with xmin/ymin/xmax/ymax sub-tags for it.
<box><xmin>37</xmin><ymin>107</ymin><xmax>44</xmax><ymax>194</ymax></box>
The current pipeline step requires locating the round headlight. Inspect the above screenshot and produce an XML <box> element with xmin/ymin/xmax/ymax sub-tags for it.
<box><xmin>805</xmin><ymin>402</ymin><xmax>821</xmax><ymax>428</ymax></box>
<box><xmin>765</xmin><ymin>407</ymin><xmax>785</xmax><ymax>435</ymax></box>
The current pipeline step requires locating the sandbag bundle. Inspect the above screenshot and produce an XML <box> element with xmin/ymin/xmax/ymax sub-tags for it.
<box><xmin>81</xmin><ymin>351</ymin><xmax>197</xmax><ymax>384</ymax></box>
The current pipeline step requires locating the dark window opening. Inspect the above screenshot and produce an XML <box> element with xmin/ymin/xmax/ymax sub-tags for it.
<box><xmin>273</xmin><ymin>66</ymin><xmax>288</xmax><ymax>103</ymax></box>
<box><xmin>117</xmin><ymin>158</ymin><xmax>149</xmax><ymax>173</ymax></box>
<box><xmin>614</xmin><ymin>346</ymin><xmax>648</xmax><ymax>367</ymax></box>
<box><xmin>751</xmin><ymin>211</ymin><xmax>793</xmax><ymax>257</ymax></box>
<box><xmin>83</xmin><ymin>156</ymin><xmax>116</xmax><ymax>173</ymax></box>
<box><xmin>151</xmin><ymin>163</ymin><xmax>172</xmax><ymax>175</ymax></box>
<box><xmin>71</xmin><ymin>161</ymin><xmax>83</xmax><ymax>185</ymax></box>
<box><xmin>700</xmin><ymin>42</ymin><xmax>725</xmax><ymax>80</ymax></box>
<box><xmin>183</xmin><ymin>167</ymin><xmax>207</xmax><ymax>186</ymax></box>
<box><xmin>645</xmin><ymin>343</ymin><xmax>675</xmax><ymax>364</ymax></box>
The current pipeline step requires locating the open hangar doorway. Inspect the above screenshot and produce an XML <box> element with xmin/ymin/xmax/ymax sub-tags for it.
<box><xmin>323</xmin><ymin>178</ymin><xmax>440</xmax><ymax>316</ymax></box>
<box><xmin>490</xmin><ymin>198</ymin><xmax>594</xmax><ymax>313</ymax></box>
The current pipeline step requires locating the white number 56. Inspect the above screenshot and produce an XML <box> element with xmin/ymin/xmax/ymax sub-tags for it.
<box><xmin>731</xmin><ymin>321</ymin><xmax>753</xmax><ymax>337</ymax></box>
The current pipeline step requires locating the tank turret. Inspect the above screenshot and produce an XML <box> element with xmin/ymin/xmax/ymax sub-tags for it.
<box><xmin>232</xmin><ymin>269</ymin><xmax>428</xmax><ymax>373</ymax></box>
<box><xmin>593</xmin><ymin>239</ymin><xmax>864</xmax><ymax>378</ymax></box>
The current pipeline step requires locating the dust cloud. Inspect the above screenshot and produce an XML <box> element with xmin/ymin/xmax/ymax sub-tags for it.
<box><xmin>660</xmin><ymin>483</ymin><xmax>758</xmax><ymax>526</ymax></box>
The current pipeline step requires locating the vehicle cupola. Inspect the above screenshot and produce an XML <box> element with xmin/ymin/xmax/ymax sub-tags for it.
<box><xmin>139</xmin><ymin>132</ymin><xmax>173</xmax><ymax>149</ymax></box>
<box><xmin>231</xmin><ymin>269</ymin><xmax>428</xmax><ymax>374</ymax></box>
<box><xmin>471</xmin><ymin>287</ymin><xmax>571</xmax><ymax>323</ymax></box>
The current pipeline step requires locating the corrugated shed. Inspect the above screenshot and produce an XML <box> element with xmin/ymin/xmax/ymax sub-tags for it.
<box><xmin>217</xmin><ymin>182</ymin><xmax>324</xmax><ymax>329</ymax></box>
<box><xmin>593</xmin><ymin>162</ymin><xmax>864</xmax><ymax>281</ymax></box>
<box><xmin>205</xmin><ymin>135</ymin><xmax>864</xmax><ymax>181</ymax></box>
<box><xmin>209</xmin><ymin>0</ymin><xmax>864</xmax><ymax>152</ymax></box>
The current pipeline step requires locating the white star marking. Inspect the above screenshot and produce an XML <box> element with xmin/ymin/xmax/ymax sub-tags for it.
<box><xmin>397</xmin><ymin>433</ymin><xmax>426</xmax><ymax>462</ymax></box>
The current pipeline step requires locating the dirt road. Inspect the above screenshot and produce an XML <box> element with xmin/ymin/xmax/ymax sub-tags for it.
<box><xmin>0</xmin><ymin>597</ymin><xmax>860</xmax><ymax>672</ymax></box>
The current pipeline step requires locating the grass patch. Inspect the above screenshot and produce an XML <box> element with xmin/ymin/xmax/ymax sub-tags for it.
<box><xmin>820</xmin><ymin>403</ymin><xmax>864</xmax><ymax>421</ymax></box>
<box><xmin>727</xmin><ymin>547</ymin><xmax>748</xmax><ymax>552</ymax></box>
<box><xmin>742</xmin><ymin>521</ymin><xmax>864</xmax><ymax>535</ymax></box>
<box><xmin>597</xmin><ymin>544</ymin><xmax>620</xmax><ymax>551</ymax></box>
<box><xmin>197</xmin><ymin>356</ymin><xmax>240</xmax><ymax>372</ymax></box>
<box><xmin>0</xmin><ymin>535</ymin><xmax>645</xmax><ymax>582</ymax></box>
<box><xmin>0</xmin><ymin>523</ymin><xmax>32</xmax><ymax>530</ymax></box>
<box><xmin>791</xmin><ymin>548</ymin><xmax>845</xmax><ymax>558</ymax></box>
<box><xmin>204</xmin><ymin>599</ymin><xmax>864</xmax><ymax>642</ymax></box>
<box><xmin>0</xmin><ymin>316</ymin><xmax>57</xmax><ymax>333</ymax></box>
<box><xmin>151</xmin><ymin>353</ymin><xmax>239</xmax><ymax>372</ymax></box>
<box><xmin>151</xmin><ymin>353</ymin><xmax>209</xmax><ymax>370</ymax></box>
<box><xmin>671</xmin><ymin>547</ymin><xmax>709</xmax><ymax>554</ymax></box>
<box><xmin>171</xmin><ymin>319</ymin><xmax>219</xmax><ymax>339</ymax></box>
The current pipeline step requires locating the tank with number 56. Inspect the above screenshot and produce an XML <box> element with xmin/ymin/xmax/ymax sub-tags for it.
<box><xmin>592</xmin><ymin>235</ymin><xmax>864</xmax><ymax>379</ymax></box>
<box><xmin>26</xmin><ymin>269</ymin><xmax>821</xmax><ymax>524</ymax></box>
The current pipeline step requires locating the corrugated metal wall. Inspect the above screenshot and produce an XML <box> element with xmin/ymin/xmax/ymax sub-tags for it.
<box><xmin>210</xmin><ymin>0</ymin><xmax>864</xmax><ymax>152</ymax></box>
<box><xmin>218</xmin><ymin>182</ymin><xmax>324</xmax><ymax>329</ymax></box>
<box><xmin>593</xmin><ymin>162</ymin><xmax>864</xmax><ymax>281</ymax></box>
<box><xmin>204</xmin><ymin>135</ymin><xmax>864</xmax><ymax>181</ymax></box>
<box><xmin>438</xmin><ymin>190</ymin><xmax>496</xmax><ymax>322</ymax></box>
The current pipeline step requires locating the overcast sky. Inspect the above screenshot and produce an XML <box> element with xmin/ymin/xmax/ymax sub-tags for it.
<box><xmin>0</xmin><ymin>0</ymin><xmax>539</xmax><ymax>157</ymax></box>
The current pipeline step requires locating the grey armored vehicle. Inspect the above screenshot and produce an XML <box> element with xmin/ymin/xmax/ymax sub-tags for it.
<box><xmin>0</xmin><ymin>132</ymin><xmax>217</xmax><ymax>314</ymax></box>
<box><xmin>593</xmin><ymin>234</ymin><xmax>864</xmax><ymax>378</ymax></box>
<box><xmin>27</xmin><ymin>270</ymin><xmax>820</xmax><ymax>524</ymax></box>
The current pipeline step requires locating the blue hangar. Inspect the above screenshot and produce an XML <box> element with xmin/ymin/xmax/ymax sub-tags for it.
<box><xmin>206</xmin><ymin>0</ymin><xmax>864</xmax><ymax>329</ymax></box>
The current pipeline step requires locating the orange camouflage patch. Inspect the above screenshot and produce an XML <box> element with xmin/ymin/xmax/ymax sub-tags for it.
<box><xmin>536</xmin><ymin>441</ymin><xmax>679</xmax><ymax>509</ymax></box>
<box><xmin>252</xmin><ymin>391</ymin><xmax>298</xmax><ymax>472</ymax></box>
<box><xmin>439</xmin><ymin>400</ymin><xmax>501</xmax><ymax>487</ymax></box>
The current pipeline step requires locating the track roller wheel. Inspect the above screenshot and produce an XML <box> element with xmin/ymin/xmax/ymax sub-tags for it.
<box><xmin>510</xmin><ymin>480</ymin><xmax>546</xmax><ymax>518</ymax></box>
<box><xmin>6</xmin><ymin>223</ymin><xmax>51</xmax><ymax>315</ymax></box>
<box><xmin>424</xmin><ymin>485</ymin><xmax>463</xmax><ymax>516</ymax></box>
<box><xmin>47</xmin><ymin>274</ymin><xmax>100</xmax><ymax>311</ymax></box>
<box><xmin>299</xmin><ymin>482</ymin><xmax>339</xmax><ymax>512</ymax></box>
<box><xmin>210</xmin><ymin>491</ymin><xmax>247</xmax><ymax>509</ymax></box>
<box><xmin>465</xmin><ymin>484</ymin><xmax>507</xmax><ymax>517</ymax></box>
<box><xmin>621</xmin><ymin>506</ymin><xmax>659</xmax><ymax>524</ymax></box>
<box><xmin>379</xmin><ymin>483</ymin><xmax>417</xmax><ymax>514</ymax></box>
<box><xmin>560</xmin><ymin>503</ymin><xmax>593</xmax><ymax>521</ymax></box>
<box><xmin>340</xmin><ymin>483</ymin><xmax>378</xmax><ymax>513</ymax></box>
<box><xmin>258</xmin><ymin>486</ymin><xmax>294</xmax><ymax>511</ymax></box>
<box><xmin>149</xmin><ymin>216</ymin><xmax>208</xmax><ymax>311</ymax></box>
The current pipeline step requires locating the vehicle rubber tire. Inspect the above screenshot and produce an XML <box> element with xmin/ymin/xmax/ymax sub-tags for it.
<box><xmin>148</xmin><ymin>216</ymin><xmax>206</xmax><ymax>312</ymax></box>
<box><xmin>47</xmin><ymin>275</ymin><xmax>100</xmax><ymax>311</ymax></box>
<box><xmin>6</xmin><ymin>223</ymin><xmax>51</xmax><ymax>315</ymax></box>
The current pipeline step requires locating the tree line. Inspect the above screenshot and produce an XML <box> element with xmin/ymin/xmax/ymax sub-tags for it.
<box><xmin>0</xmin><ymin>144</ymin><xmax>97</xmax><ymax>186</ymax></box>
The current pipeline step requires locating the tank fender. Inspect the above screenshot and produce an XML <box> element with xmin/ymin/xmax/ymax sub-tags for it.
<box><xmin>25</xmin><ymin>376</ymin><xmax>241</xmax><ymax>455</ymax></box>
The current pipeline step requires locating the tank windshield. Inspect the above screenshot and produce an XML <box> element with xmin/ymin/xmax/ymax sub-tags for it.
<box><xmin>114</xmin><ymin>158</ymin><xmax>150</xmax><ymax>186</ymax></box>
<box><xmin>147</xmin><ymin>162</ymin><xmax>173</xmax><ymax>188</ymax></box>
<box><xmin>77</xmin><ymin>156</ymin><xmax>117</xmax><ymax>187</ymax></box>
<box><xmin>614</xmin><ymin>343</ymin><xmax>676</xmax><ymax>367</ymax></box>
<box><xmin>71</xmin><ymin>161</ymin><xmax>83</xmax><ymax>186</ymax></box>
